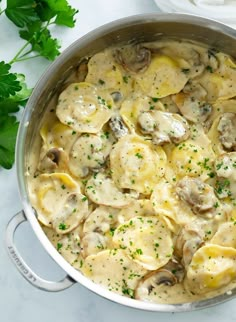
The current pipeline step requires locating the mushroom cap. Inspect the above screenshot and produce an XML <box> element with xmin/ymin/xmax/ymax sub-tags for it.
<box><xmin>135</xmin><ymin>259</ymin><xmax>184</xmax><ymax>301</ymax></box>
<box><xmin>38</xmin><ymin>147</ymin><xmax>68</xmax><ymax>173</ymax></box>
<box><xmin>115</xmin><ymin>45</ymin><xmax>151</xmax><ymax>73</ymax></box>
<box><xmin>217</xmin><ymin>113</ymin><xmax>236</xmax><ymax>151</ymax></box>
<box><xmin>176</xmin><ymin>176</ymin><xmax>218</xmax><ymax>215</ymax></box>
<box><xmin>138</xmin><ymin>110</ymin><xmax>190</xmax><ymax>145</ymax></box>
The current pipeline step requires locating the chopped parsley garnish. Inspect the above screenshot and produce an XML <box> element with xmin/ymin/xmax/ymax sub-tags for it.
<box><xmin>215</xmin><ymin>179</ymin><xmax>231</xmax><ymax>195</ymax></box>
<box><xmin>109</xmin><ymin>227</ymin><xmax>116</xmax><ymax>236</ymax></box>
<box><xmin>57</xmin><ymin>243</ymin><xmax>63</xmax><ymax>251</ymax></box>
<box><xmin>135</xmin><ymin>152</ymin><xmax>143</xmax><ymax>159</ymax></box>
<box><xmin>136</xmin><ymin>248</ymin><xmax>143</xmax><ymax>255</ymax></box>
<box><xmin>206</xmin><ymin>65</ymin><xmax>213</xmax><ymax>73</ymax></box>
<box><xmin>122</xmin><ymin>76</ymin><xmax>129</xmax><ymax>83</ymax></box>
<box><xmin>59</xmin><ymin>223</ymin><xmax>67</xmax><ymax>230</ymax></box>
<box><xmin>98</xmin><ymin>79</ymin><xmax>105</xmax><ymax>85</ymax></box>
<box><xmin>181</xmin><ymin>68</ymin><xmax>190</xmax><ymax>74</ymax></box>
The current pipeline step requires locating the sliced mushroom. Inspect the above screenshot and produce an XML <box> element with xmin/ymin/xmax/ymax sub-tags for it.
<box><xmin>135</xmin><ymin>259</ymin><xmax>184</xmax><ymax>300</ymax></box>
<box><xmin>76</xmin><ymin>59</ymin><xmax>88</xmax><ymax>82</ymax></box>
<box><xmin>52</xmin><ymin>192</ymin><xmax>89</xmax><ymax>234</ymax></box>
<box><xmin>217</xmin><ymin>113</ymin><xmax>236</xmax><ymax>151</ymax></box>
<box><xmin>175</xmin><ymin>221</ymin><xmax>205</xmax><ymax>267</ymax></box>
<box><xmin>215</xmin><ymin>152</ymin><xmax>236</xmax><ymax>198</ymax></box>
<box><xmin>81</xmin><ymin>232</ymin><xmax>107</xmax><ymax>258</ymax></box>
<box><xmin>176</xmin><ymin>177</ymin><xmax>218</xmax><ymax>215</ymax></box>
<box><xmin>111</xmin><ymin>91</ymin><xmax>123</xmax><ymax>103</ymax></box>
<box><xmin>109</xmin><ymin>115</ymin><xmax>129</xmax><ymax>139</ymax></box>
<box><xmin>138</xmin><ymin>110</ymin><xmax>190</xmax><ymax>145</ymax></box>
<box><xmin>115</xmin><ymin>44</ymin><xmax>151</xmax><ymax>73</ymax></box>
<box><xmin>85</xmin><ymin>173</ymin><xmax>136</xmax><ymax>208</ymax></box>
<box><xmin>201</xmin><ymin>48</ymin><xmax>219</xmax><ymax>71</ymax></box>
<box><xmin>182</xmin><ymin>236</ymin><xmax>203</xmax><ymax>267</ymax></box>
<box><xmin>38</xmin><ymin>148</ymin><xmax>68</xmax><ymax>173</ymax></box>
<box><xmin>173</xmin><ymin>83</ymin><xmax>212</xmax><ymax>124</ymax></box>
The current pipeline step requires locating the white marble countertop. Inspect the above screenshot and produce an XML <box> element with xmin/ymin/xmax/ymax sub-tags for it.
<box><xmin>0</xmin><ymin>1</ymin><xmax>236</xmax><ymax>321</ymax></box>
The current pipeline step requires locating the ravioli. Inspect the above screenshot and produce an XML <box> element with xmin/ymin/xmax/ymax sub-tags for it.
<box><xmin>30</xmin><ymin>173</ymin><xmax>88</xmax><ymax>232</ymax></box>
<box><xmin>186</xmin><ymin>245</ymin><xmax>236</xmax><ymax>294</ymax></box>
<box><xmin>85</xmin><ymin>50</ymin><xmax>133</xmax><ymax>100</ymax></box>
<box><xmin>113</xmin><ymin>216</ymin><xmax>173</xmax><ymax>270</ymax></box>
<box><xmin>81</xmin><ymin>249</ymin><xmax>147</xmax><ymax>296</ymax></box>
<box><xmin>134</xmin><ymin>55</ymin><xmax>189</xmax><ymax>98</ymax></box>
<box><xmin>110</xmin><ymin>134</ymin><xmax>166</xmax><ymax>194</ymax></box>
<box><xmin>56</xmin><ymin>82</ymin><xmax>114</xmax><ymax>133</ymax></box>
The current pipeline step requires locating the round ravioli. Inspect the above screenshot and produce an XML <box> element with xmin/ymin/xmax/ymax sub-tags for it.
<box><xmin>85</xmin><ymin>50</ymin><xmax>133</xmax><ymax>99</ymax></box>
<box><xmin>30</xmin><ymin>173</ymin><xmax>88</xmax><ymax>232</ymax></box>
<box><xmin>211</xmin><ymin>222</ymin><xmax>236</xmax><ymax>248</ymax></box>
<box><xmin>40</xmin><ymin>120</ymin><xmax>79</xmax><ymax>154</ymax></box>
<box><xmin>113</xmin><ymin>216</ymin><xmax>173</xmax><ymax>270</ymax></box>
<box><xmin>81</xmin><ymin>249</ymin><xmax>147</xmax><ymax>297</ymax></box>
<box><xmin>185</xmin><ymin>244</ymin><xmax>236</xmax><ymax>294</ymax></box>
<box><xmin>85</xmin><ymin>172</ymin><xmax>136</xmax><ymax>208</ymax></box>
<box><xmin>68</xmin><ymin>132</ymin><xmax>113</xmax><ymax>178</ymax></box>
<box><xmin>169</xmin><ymin>139</ymin><xmax>215</xmax><ymax>181</ymax></box>
<box><xmin>117</xmin><ymin>199</ymin><xmax>155</xmax><ymax>224</ymax></box>
<box><xmin>83</xmin><ymin>205</ymin><xmax>119</xmax><ymax>235</ymax></box>
<box><xmin>134</xmin><ymin>55</ymin><xmax>189</xmax><ymax>98</ymax></box>
<box><xmin>56</xmin><ymin>82</ymin><xmax>114</xmax><ymax>133</ymax></box>
<box><xmin>110</xmin><ymin>134</ymin><xmax>166</xmax><ymax>194</ymax></box>
<box><xmin>196</xmin><ymin>53</ymin><xmax>236</xmax><ymax>101</ymax></box>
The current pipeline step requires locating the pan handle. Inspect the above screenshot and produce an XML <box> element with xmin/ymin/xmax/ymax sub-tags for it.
<box><xmin>5</xmin><ymin>211</ymin><xmax>76</xmax><ymax>292</ymax></box>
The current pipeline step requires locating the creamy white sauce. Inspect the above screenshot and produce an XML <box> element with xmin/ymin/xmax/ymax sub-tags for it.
<box><xmin>28</xmin><ymin>39</ymin><xmax>236</xmax><ymax>304</ymax></box>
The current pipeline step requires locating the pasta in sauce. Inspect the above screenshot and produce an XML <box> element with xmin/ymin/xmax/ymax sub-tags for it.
<box><xmin>28</xmin><ymin>39</ymin><xmax>236</xmax><ymax>304</ymax></box>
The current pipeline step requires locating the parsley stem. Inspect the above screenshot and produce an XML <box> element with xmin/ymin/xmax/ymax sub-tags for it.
<box><xmin>13</xmin><ymin>54</ymin><xmax>41</xmax><ymax>63</ymax></box>
<box><xmin>19</xmin><ymin>49</ymin><xmax>34</xmax><ymax>59</ymax></box>
<box><xmin>9</xmin><ymin>41</ymin><xmax>31</xmax><ymax>65</ymax></box>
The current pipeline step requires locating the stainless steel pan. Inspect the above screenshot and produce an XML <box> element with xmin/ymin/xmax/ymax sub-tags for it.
<box><xmin>5</xmin><ymin>13</ymin><xmax>236</xmax><ymax>312</ymax></box>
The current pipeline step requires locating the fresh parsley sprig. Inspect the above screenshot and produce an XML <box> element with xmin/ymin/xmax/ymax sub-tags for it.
<box><xmin>0</xmin><ymin>0</ymin><xmax>78</xmax><ymax>169</ymax></box>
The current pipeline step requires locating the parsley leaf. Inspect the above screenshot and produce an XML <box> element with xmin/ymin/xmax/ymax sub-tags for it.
<box><xmin>20</xmin><ymin>22</ymin><xmax>60</xmax><ymax>60</ymax></box>
<box><xmin>36</xmin><ymin>0</ymin><xmax>78</xmax><ymax>27</ymax></box>
<box><xmin>0</xmin><ymin>115</ymin><xmax>19</xmax><ymax>169</ymax></box>
<box><xmin>55</xmin><ymin>5</ymin><xmax>78</xmax><ymax>28</ymax></box>
<box><xmin>12</xmin><ymin>74</ymin><xmax>32</xmax><ymax>101</ymax></box>
<box><xmin>5</xmin><ymin>0</ymin><xmax>39</xmax><ymax>28</ymax></box>
<box><xmin>0</xmin><ymin>70</ymin><xmax>31</xmax><ymax>169</ymax></box>
<box><xmin>0</xmin><ymin>61</ymin><xmax>21</xmax><ymax>99</ymax></box>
